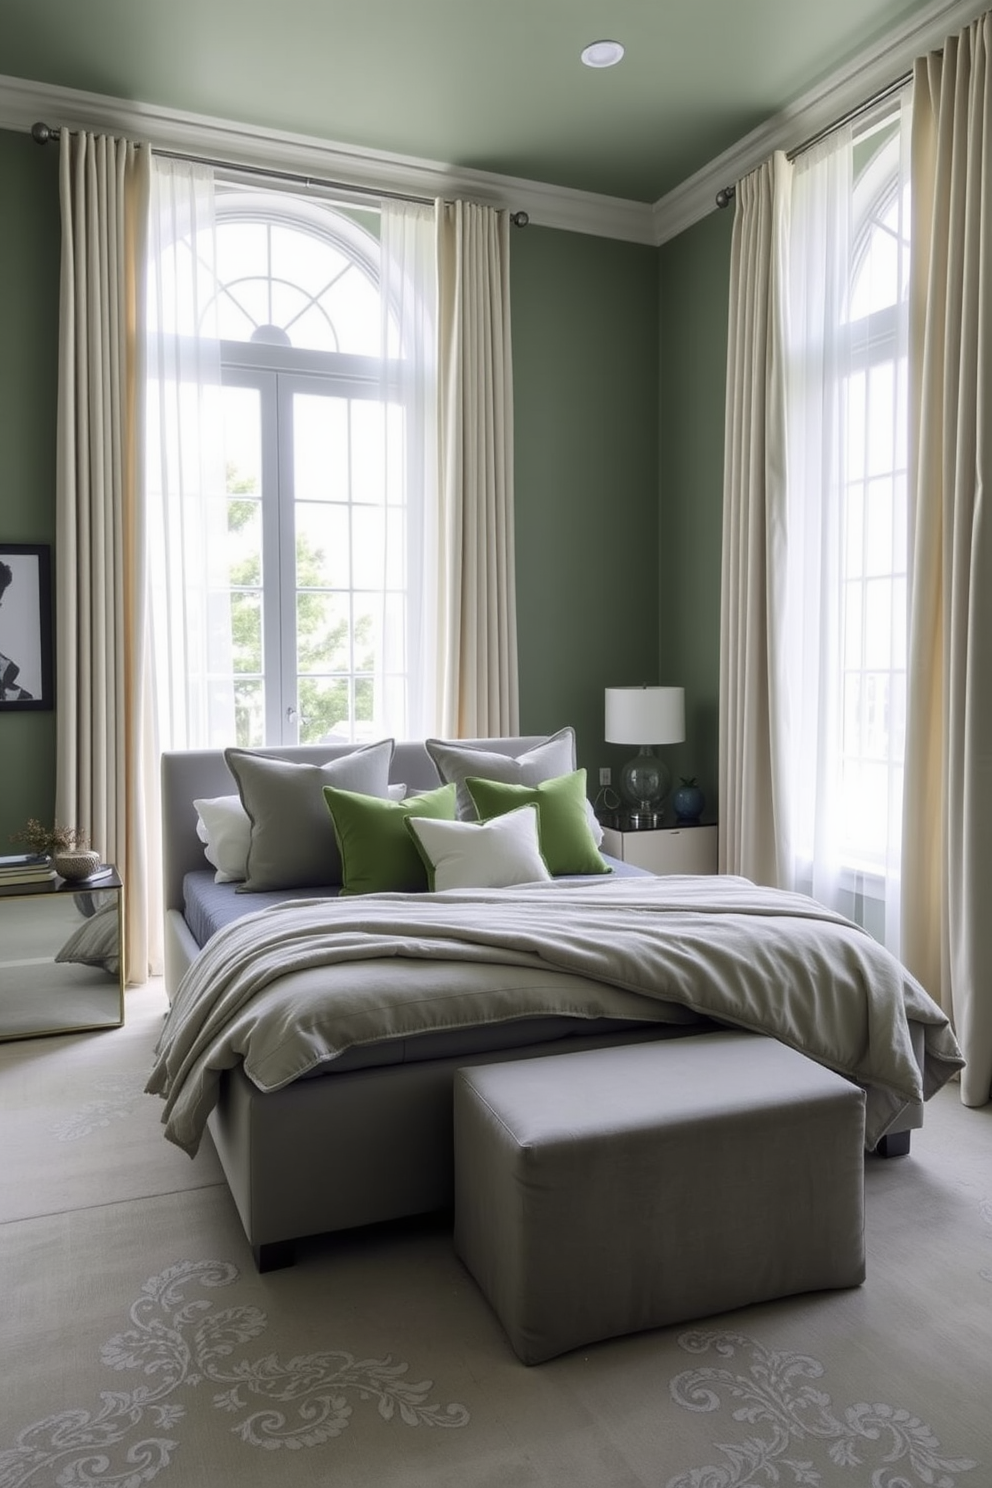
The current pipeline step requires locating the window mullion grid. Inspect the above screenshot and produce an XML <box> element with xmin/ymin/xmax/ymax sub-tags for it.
<box><xmin>266</xmin><ymin>222</ymin><xmax>274</xmax><ymax>331</ymax></box>
<box><xmin>208</xmin><ymin>198</ymin><xmax>408</xmax><ymax>747</ymax></box>
<box><xmin>275</xmin><ymin>373</ymin><xmax>299</xmax><ymax>743</ymax></box>
<box><xmin>346</xmin><ymin>399</ymin><xmax>356</xmax><ymax>735</ymax></box>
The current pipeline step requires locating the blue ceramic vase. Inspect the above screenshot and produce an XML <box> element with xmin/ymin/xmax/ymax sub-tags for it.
<box><xmin>672</xmin><ymin>779</ymin><xmax>704</xmax><ymax>826</ymax></box>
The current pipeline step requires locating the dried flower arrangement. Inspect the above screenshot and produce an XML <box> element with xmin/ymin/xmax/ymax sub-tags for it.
<box><xmin>10</xmin><ymin>819</ymin><xmax>90</xmax><ymax>857</ymax></box>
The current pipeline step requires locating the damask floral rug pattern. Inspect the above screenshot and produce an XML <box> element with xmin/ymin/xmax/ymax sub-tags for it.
<box><xmin>1</xmin><ymin>982</ymin><xmax>989</xmax><ymax>1488</ymax></box>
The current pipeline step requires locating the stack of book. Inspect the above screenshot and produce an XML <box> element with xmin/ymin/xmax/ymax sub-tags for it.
<box><xmin>0</xmin><ymin>852</ymin><xmax>57</xmax><ymax>887</ymax></box>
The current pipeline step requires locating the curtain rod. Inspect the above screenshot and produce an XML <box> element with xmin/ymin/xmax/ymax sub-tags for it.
<box><xmin>714</xmin><ymin>69</ymin><xmax>913</xmax><ymax>209</ymax></box>
<box><xmin>29</xmin><ymin>121</ymin><xmax>531</xmax><ymax>226</ymax></box>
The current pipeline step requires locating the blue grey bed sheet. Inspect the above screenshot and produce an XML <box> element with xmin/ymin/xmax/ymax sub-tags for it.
<box><xmin>181</xmin><ymin>855</ymin><xmax>645</xmax><ymax>949</ymax></box>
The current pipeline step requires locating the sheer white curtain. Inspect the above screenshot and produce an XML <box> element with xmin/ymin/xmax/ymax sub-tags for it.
<box><xmin>435</xmin><ymin>200</ymin><xmax>518</xmax><ymax>737</ymax></box>
<box><xmin>721</xmin><ymin>98</ymin><xmax>911</xmax><ymax>956</ymax></box>
<box><xmin>378</xmin><ymin>201</ymin><xmax>439</xmax><ymax>740</ymax></box>
<box><xmin>777</xmin><ymin>102</ymin><xmax>910</xmax><ymax>953</ymax></box>
<box><xmin>140</xmin><ymin>157</ymin><xmax>231</xmax><ymax>975</ymax></box>
<box><xmin>145</xmin><ymin>157</ymin><xmax>234</xmax><ymax>753</ymax></box>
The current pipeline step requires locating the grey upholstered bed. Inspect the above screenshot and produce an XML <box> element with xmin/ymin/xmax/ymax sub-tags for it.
<box><xmin>157</xmin><ymin>737</ymin><xmax>955</xmax><ymax>1271</ymax></box>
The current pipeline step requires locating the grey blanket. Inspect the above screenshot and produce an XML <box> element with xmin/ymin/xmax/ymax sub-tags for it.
<box><xmin>147</xmin><ymin>875</ymin><xmax>964</xmax><ymax>1154</ymax></box>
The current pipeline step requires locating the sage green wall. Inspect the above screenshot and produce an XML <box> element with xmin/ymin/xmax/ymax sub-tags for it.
<box><xmin>0</xmin><ymin>142</ymin><xmax>663</xmax><ymax>836</ymax></box>
<box><xmin>657</xmin><ymin>206</ymin><xmax>734</xmax><ymax>822</ymax></box>
<box><xmin>0</xmin><ymin>129</ymin><xmax>60</xmax><ymax>847</ymax></box>
<box><xmin>512</xmin><ymin>225</ymin><xmax>660</xmax><ymax>781</ymax></box>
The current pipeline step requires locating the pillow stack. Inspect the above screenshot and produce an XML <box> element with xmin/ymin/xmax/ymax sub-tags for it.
<box><xmin>422</xmin><ymin>729</ymin><xmax>610</xmax><ymax>884</ymax></box>
<box><xmin>462</xmin><ymin>769</ymin><xmax>607</xmax><ymax>877</ymax></box>
<box><xmin>407</xmin><ymin>806</ymin><xmax>552</xmax><ymax>891</ymax></box>
<box><xmin>322</xmin><ymin>782</ymin><xmax>457</xmax><ymax>895</ymax></box>
<box><xmin>193</xmin><ymin>728</ymin><xmax>609</xmax><ymax>897</ymax></box>
<box><xmin>199</xmin><ymin>740</ymin><xmax>395</xmax><ymax>891</ymax></box>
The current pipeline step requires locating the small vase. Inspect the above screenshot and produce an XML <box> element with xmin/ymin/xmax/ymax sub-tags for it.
<box><xmin>55</xmin><ymin>849</ymin><xmax>101</xmax><ymax>882</ymax></box>
<box><xmin>672</xmin><ymin>783</ymin><xmax>704</xmax><ymax>826</ymax></box>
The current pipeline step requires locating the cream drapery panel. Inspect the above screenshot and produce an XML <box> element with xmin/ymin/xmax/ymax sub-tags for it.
<box><xmin>717</xmin><ymin>154</ymin><xmax>790</xmax><ymax>883</ymax></box>
<box><xmin>55</xmin><ymin>129</ymin><xmax>151</xmax><ymax>985</ymax></box>
<box><xmin>435</xmin><ymin>200</ymin><xmax>518</xmax><ymax>738</ymax></box>
<box><xmin>903</xmin><ymin>13</ymin><xmax>992</xmax><ymax>1107</ymax></box>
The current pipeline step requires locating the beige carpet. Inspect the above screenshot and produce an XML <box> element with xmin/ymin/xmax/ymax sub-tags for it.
<box><xmin>1</xmin><ymin>981</ymin><xmax>990</xmax><ymax>1488</ymax></box>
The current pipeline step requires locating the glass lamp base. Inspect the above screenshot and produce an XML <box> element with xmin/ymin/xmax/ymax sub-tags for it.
<box><xmin>624</xmin><ymin>808</ymin><xmax>666</xmax><ymax>830</ymax></box>
<box><xmin>619</xmin><ymin>747</ymin><xmax>671</xmax><ymax>823</ymax></box>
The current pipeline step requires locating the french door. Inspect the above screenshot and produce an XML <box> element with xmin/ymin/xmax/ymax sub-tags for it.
<box><xmin>220</xmin><ymin>358</ymin><xmax>403</xmax><ymax>747</ymax></box>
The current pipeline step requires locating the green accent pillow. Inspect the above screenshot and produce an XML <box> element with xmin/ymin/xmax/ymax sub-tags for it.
<box><xmin>464</xmin><ymin>769</ymin><xmax>611</xmax><ymax>877</ymax></box>
<box><xmin>425</xmin><ymin>727</ymin><xmax>576</xmax><ymax>820</ymax></box>
<box><xmin>322</xmin><ymin>782</ymin><xmax>458</xmax><ymax>895</ymax></box>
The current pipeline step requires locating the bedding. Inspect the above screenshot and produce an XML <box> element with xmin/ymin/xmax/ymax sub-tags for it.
<box><xmin>182</xmin><ymin>870</ymin><xmax>341</xmax><ymax>946</ymax></box>
<box><xmin>465</xmin><ymin>768</ymin><xmax>609</xmax><ymax>875</ymax></box>
<box><xmin>148</xmin><ymin>874</ymin><xmax>963</xmax><ymax>1158</ymax></box>
<box><xmin>425</xmin><ymin>725</ymin><xmax>605</xmax><ymax>845</ymax></box>
<box><xmin>408</xmin><ymin>804</ymin><xmax>553</xmax><ymax>889</ymax></box>
<box><xmin>181</xmin><ymin>852</ymin><xmax>649</xmax><ymax>946</ymax></box>
<box><xmin>159</xmin><ymin>735</ymin><xmax>956</xmax><ymax>1268</ymax></box>
<box><xmin>426</xmin><ymin>726</ymin><xmax>578</xmax><ymax>818</ymax></box>
<box><xmin>194</xmin><ymin>793</ymin><xmax>253</xmax><ymax>882</ymax></box>
<box><xmin>194</xmin><ymin>781</ymin><xmax>409</xmax><ymax>884</ymax></box>
<box><xmin>225</xmin><ymin>738</ymin><xmax>394</xmax><ymax>890</ymax></box>
<box><xmin>323</xmin><ymin>781</ymin><xmax>458</xmax><ymax>894</ymax></box>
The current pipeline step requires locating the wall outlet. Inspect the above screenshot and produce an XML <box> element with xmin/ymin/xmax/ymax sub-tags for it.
<box><xmin>599</xmin><ymin>767</ymin><xmax>612</xmax><ymax>786</ymax></box>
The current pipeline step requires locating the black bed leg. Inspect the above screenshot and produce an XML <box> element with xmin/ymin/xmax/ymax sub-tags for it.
<box><xmin>254</xmin><ymin>1240</ymin><xmax>296</xmax><ymax>1272</ymax></box>
<box><xmin>875</xmin><ymin>1129</ymin><xmax>912</xmax><ymax>1158</ymax></box>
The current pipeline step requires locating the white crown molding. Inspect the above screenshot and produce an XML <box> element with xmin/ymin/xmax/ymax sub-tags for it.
<box><xmin>0</xmin><ymin>73</ymin><xmax>657</xmax><ymax>246</ymax></box>
<box><xmin>4</xmin><ymin>0</ymin><xmax>984</xmax><ymax>254</ymax></box>
<box><xmin>651</xmin><ymin>0</ymin><xmax>989</xmax><ymax>246</ymax></box>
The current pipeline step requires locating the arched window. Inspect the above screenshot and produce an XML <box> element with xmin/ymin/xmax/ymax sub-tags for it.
<box><xmin>780</xmin><ymin>96</ymin><xmax>911</xmax><ymax>952</ymax></box>
<box><xmin>210</xmin><ymin>193</ymin><xmax>382</xmax><ymax>354</ymax></box>
<box><xmin>193</xmin><ymin>189</ymin><xmax>427</xmax><ymax>749</ymax></box>
<box><xmin>147</xmin><ymin>169</ymin><xmax>436</xmax><ymax>752</ymax></box>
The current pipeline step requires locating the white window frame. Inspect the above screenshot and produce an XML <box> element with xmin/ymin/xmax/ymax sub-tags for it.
<box><xmin>213</xmin><ymin>190</ymin><xmax>407</xmax><ymax>747</ymax></box>
<box><xmin>836</xmin><ymin>124</ymin><xmax>910</xmax><ymax>909</ymax></box>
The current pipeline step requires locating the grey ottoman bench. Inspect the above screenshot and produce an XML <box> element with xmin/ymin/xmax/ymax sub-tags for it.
<box><xmin>453</xmin><ymin>1030</ymin><xmax>866</xmax><ymax>1365</ymax></box>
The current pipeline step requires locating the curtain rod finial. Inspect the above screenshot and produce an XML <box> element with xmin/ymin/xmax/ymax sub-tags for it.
<box><xmin>715</xmin><ymin>185</ymin><xmax>735</xmax><ymax>209</ymax></box>
<box><xmin>510</xmin><ymin>210</ymin><xmax>529</xmax><ymax>227</ymax></box>
<box><xmin>31</xmin><ymin>121</ymin><xmax>56</xmax><ymax>145</ymax></box>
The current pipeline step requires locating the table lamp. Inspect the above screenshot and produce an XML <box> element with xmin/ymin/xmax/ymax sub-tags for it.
<box><xmin>604</xmin><ymin>685</ymin><xmax>685</xmax><ymax>828</ymax></box>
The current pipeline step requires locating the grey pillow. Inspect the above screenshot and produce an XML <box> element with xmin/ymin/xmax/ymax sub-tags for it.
<box><xmin>226</xmin><ymin>741</ymin><xmax>394</xmax><ymax>891</ymax></box>
<box><xmin>425</xmin><ymin>728</ymin><xmax>576</xmax><ymax>820</ymax></box>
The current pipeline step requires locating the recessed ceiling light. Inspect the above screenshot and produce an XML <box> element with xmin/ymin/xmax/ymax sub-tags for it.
<box><xmin>581</xmin><ymin>39</ymin><xmax>624</xmax><ymax>68</ymax></box>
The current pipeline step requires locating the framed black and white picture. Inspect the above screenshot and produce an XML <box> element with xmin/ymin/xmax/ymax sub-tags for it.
<box><xmin>0</xmin><ymin>543</ymin><xmax>54</xmax><ymax>710</ymax></box>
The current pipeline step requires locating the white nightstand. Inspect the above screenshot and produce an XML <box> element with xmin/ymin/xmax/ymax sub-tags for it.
<box><xmin>601</xmin><ymin>824</ymin><xmax>718</xmax><ymax>876</ymax></box>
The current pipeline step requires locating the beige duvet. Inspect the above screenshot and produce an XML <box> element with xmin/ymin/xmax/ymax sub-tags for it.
<box><xmin>147</xmin><ymin>874</ymin><xmax>964</xmax><ymax>1155</ymax></box>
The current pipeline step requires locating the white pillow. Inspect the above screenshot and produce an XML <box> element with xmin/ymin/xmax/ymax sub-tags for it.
<box><xmin>406</xmin><ymin>804</ymin><xmax>552</xmax><ymax>891</ymax></box>
<box><xmin>195</xmin><ymin>784</ymin><xmax>407</xmax><ymax>883</ymax></box>
<box><xmin>585</xmin><ymin>798</ymin><xmax>604</xmax><ymax>846</ymax></box>
<box><xmin>194</xmin><ymin>795</ymin><xmax>253</xmax><ymax>883</ymax></box>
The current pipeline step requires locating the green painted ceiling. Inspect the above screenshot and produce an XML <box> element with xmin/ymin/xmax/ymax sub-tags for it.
<box><xmin>0</xmin><ymin>0</ymin><xmax>954</xmax><ymax>202</ymax></box>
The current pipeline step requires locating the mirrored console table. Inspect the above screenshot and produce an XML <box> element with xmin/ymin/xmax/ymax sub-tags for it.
<box><xmin>0</xmin><ymin>869</ymin><xmax>124</xmax><ymax>1040</ymax></box>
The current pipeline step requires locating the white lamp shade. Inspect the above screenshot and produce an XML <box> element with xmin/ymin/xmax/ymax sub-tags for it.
<box><xmin>605</xmin><ymin>686</ymin><xmax>685</xmax><ymax>745</ymax></box>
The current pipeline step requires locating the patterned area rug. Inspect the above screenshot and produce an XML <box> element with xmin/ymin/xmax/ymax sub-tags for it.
<box><xmin>1</xmin><ymin>981</ymin><xmax>990</xmax><ymax>1488</ymax></box>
